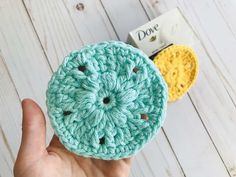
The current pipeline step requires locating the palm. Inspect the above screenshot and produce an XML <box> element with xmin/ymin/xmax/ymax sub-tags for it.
<box><xmin>14</xmin><ymin>99</ymin><xmax>132</xmax><ymax>177</ymax></box>
<box><xmin>45</xmin><ymin>136</ymin><xmax>131</xmax><ymax>177</ymax></box>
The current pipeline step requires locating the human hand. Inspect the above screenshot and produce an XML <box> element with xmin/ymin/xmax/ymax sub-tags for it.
<box><xmin>14</xmin><ymin>99</ymin><xmax>132</xmax><ymax>177</ymax></box>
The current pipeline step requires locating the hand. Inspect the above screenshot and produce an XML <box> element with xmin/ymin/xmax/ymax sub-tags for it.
<box><xmin>14</xmin><ymin>99</ymin><xmax>132</xmax><ymax>177</ymax></box>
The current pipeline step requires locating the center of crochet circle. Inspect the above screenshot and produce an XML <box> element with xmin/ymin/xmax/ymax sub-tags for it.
<box><xmin>103</xmin><ymin>97</ymin><xmax>110</xmax><ymax>104</ymax></box>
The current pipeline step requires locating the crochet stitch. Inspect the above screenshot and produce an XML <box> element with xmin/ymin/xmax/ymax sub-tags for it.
<box><xmin>153</xmin><ymin>45</ymin><xmax>199</xmax><ymax>102</ymax></box>
<box><xmin>46</xmin><ymin>41</ymin><xmax>168</xmax><ymax>160</ymax></box>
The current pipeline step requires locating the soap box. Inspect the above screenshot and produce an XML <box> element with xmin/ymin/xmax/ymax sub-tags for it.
<box><xmin>127</xmin><ymin>8</ymin><xmax>199</xmax><ymax>59</ymax></box>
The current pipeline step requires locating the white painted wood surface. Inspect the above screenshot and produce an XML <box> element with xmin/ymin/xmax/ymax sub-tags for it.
<box><xmin>0</xmin><ymin>0</ymin><xmax>236</xmax><ymax>177</ymax></box>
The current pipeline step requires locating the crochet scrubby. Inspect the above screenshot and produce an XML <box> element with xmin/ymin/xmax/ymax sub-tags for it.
<box><xmin>46</xmin><ymin>41</ymin><xmax>168</xmax><ymax>160</ymax></box>
<box><xmin>154</xmin><ymin>45</ymin><xmax>199</xmax><ymax>102</ymax></box>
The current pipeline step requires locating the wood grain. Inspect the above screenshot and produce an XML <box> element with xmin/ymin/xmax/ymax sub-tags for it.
<box><xmin>181</xmin><ymin>0</ymin><xmax>236</xmax><ymax>105</ymax></box>
<box><xmin>0</xmin><ymin>127</ymin><xmax>14</xmax><ymax>177</ymax></box>
<box><xmin>23</xmin><ymin>0</ymin><xmax>117</xmax><ymax>71</ymax></box>
<box><xmin>0</xmin><ymin>0</ymin><xmax>53</xmax><ymax>153</ymax></box>
<box><xmin>0</xmin><ymin>54</ymin><xmax>21</xmax><ymax>158</ymax></box>
<box><xmin>0</xmin><ymin>0</ymin><xmax>236</xmax><ymax>176</ymax></box>
<box><xmin>62</xmin><ymin>0</ymin><xmax>117</xmax><ymax>44</ymax></box>
<box><xmin>23</xmin><ymin>0</ymin><xmax>84</xmax><ymax>71</ymax></box>
<box><xmin>130</xmin><ymin>131</ymin><xmax>185</xmax><ymax>177</ymax></box>
<box><xmin>101</xmin><ymin>0</ymin><xmax>149</xmax><ymax>41</ymax></box>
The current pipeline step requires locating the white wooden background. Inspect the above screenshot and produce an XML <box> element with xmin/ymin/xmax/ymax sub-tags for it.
<box><xmin>0</xmin><ymin>0</ymin><xmax>236</xmax><ymax>176</ymax></box>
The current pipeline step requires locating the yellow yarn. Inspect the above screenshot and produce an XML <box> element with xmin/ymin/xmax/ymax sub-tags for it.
<box><xmin>153</xmin><ymin>45</ymin><xmax>199</xmax><ymax>102</ymax></box>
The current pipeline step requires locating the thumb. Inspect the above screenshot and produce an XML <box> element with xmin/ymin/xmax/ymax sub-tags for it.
<box><xmin>17</xmin><ymin>99</ymin><xmax>47</xmax><ymax>162</ymax></box>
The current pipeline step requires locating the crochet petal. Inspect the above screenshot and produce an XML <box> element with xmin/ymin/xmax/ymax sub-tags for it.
<box><xmin>117</xmin><ymin>88</ymin><xmax>138</xmax><ymax>104</ymax></box>
<box><xmin>75</xmin><ymin>89</ymin><xmax>97</xmax><ymax>106</ymax></box>
<box><xmin>89</xmin><ymin>129</ymin><xmax>99</xmax><ymax>149</ymax></box>
<box><xmin>101</xmin><ymin>71</ymin><xmax>117</xmax><ymax>91</ymax></box>
<box><xmin>107</xmin><ymin>108</ymin><xmax>127</xmax><ymax>127</ymax></box>
<box><xmin>82</xmin><ymin>77</ymin><xmax>100</xmax><ymax>92</ymax></box>
<box><xmin>128</xmin><ymin>118</ymin><xmax>149</xmax><ymax>130</ymax></box>
<box><xmin>104</xmin><ymin>121</ymin><xmax>116</xmax><ymax>147</ymax></box>
<box><xmin>86</xmin><ymin>109</ymin><xmax>104</xmax><ymax>127</ymax></box>
<box><xmin>114</xmin><ymin>128</ymin><xmax>126</xmax><ymax>145</ymax></box>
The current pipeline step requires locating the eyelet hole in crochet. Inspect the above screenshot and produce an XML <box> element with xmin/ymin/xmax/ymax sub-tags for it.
<box><xmin>99</xmin><ymin>137</ymin><xmax>105</xmax><ymax>145</ymax></box>
<box><xmin>78</xmin><ymin>65</ymin><xmax>86</xmax><ymax>72</ymax></box>
<box><xmin>63</xmin><ymin>111</ymin><xmax>72</xmax><ymax>116</ymax></box>
<box><xmin>103</xmin><ymin>97</ymin><xmax>110</xmax><ymax>104</ymax></box>
<box><xmin>172</xmin><ymin>71</ymin><xmax>176</xmax><ymax>76</ymax></box>
<box><xmin>141</xmin><ymin>114</ymin><xmax>149</xmax><ymax>121</ymax></box>
<box><xmin>132</xmin><ymin>67</ymin><xmax>139</xmax><ymax>73</ymax></box>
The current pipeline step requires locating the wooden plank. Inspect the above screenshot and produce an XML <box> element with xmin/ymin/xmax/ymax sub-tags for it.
<box><xmin>0</xmin><ymin>55</ymin><xmax>21</xmax><ymax>158</ymax></box>
<box><xmin>0</xmin><ymin>127</ymin><xmax>14</xmax><ymax>177</ymax></box>
<box><xmin>23</xmin><ymin>0</ymin><xmax>84</xmax><ymax>71</ymax></box>
<box><xmin>0</xmin><ymin>0</ymin><xmax>53</xmax><ymax>141</ymax></box>
<box><xmin>101</xmin><ymin>0</ymin><xmax>149</xmax><ymax>41</ymax></box>
<box><xmin>21</xmin><ymin>0</ymin><xmax>186</xmax><ymax>176</ymax></box>
<box><xmin>23</xmin><ymin>0</ymin><xmax>117</xmax><ymax>71</ymax></box>
<box><xmin>62</xmin><ymin>0</ymin><xmax>117</xmax><ymax>44</ymax></box>
<box><xmin>102</xmin><ymin>0</ymin><xmax>231</xmax><ymax>176</ymax></box>
<box><xmin>130</xmin><ymin>131</ymin><xmax>185</xmax><ymax>177</ymax></box>
<box><xmin>213</xmin><ymin>0</ymin><xmax>236</xmax><ymax>100</ymax></box>
<box><xmin>164</xmin><ymin>95</ymin><xmax>230</xmax><ymax>177</ymax></box>
<box><xmin>180</xmin><ymin>0</ymin><xmax>236</xmax><ymax>105</ymax></box>
<box><xmin>189</xmin><ymin>44</ymin><xmax>236</xmax><ymax>177</ymax></box>
<box><xmin>213</xmin><ymin>0</ymin><xmax>236</xmax><ymax>101</ymax></box>
<box><xmin>139</xmin><ymin>131</ymin><xmax>185</xmax><ymax>177</ymax></box>
<box><xmin>214</xmin><ymin>0</ymin><xmax>236</xmax><ymax>38</ymax></box>
<box><xmin>140</xmin><ymin>0</ymin><xmax>236</xmax><ymax>176</ymax></box>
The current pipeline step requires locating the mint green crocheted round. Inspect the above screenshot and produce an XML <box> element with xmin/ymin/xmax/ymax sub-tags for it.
<box><xmin>46</xmin><ymin>41</ymin><xmax>168</xmax><ymax>160</ymax></box>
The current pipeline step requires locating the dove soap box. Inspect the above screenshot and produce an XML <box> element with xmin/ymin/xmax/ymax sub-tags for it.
<box><xmin>127</xmin><ymin>8</ymin><xmax>199</xmax><ymax>59</ymax></box>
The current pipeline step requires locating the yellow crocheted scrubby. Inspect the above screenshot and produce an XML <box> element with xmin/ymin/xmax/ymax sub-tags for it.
<box><xmin>153</xmin><ymin>45</ymin><xmax>199</xmax><ymax>102</ymax></box>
